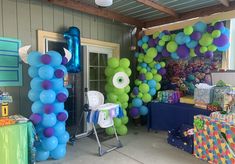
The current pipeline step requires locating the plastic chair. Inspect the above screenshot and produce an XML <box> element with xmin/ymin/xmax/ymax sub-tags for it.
<box><xmin>87</xmin><ymin>91</ymin><xmax>123</xmax><ymax>156</ymax></box>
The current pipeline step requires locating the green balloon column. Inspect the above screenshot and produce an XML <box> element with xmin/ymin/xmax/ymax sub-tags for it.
<box><xmin>104</xmin><ymin>57</ymin><xmax>131</xmax><ymax>136</ymax></box>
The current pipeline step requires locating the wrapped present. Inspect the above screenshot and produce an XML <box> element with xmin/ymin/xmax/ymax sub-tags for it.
<box><xmin>213</xmin><ymin>86</ymin><xmax>231</xmax><ymax>108</ymax></box>
<box><xmin>210</xmin><ymin>111</ymin><xmax>235</xmax><ymax>124</ymax></box>
<box><xmin>157</xmin><ymin>90</ymin><xmax>180</xmax><ymax>104</ymax></box>
<box><xmin>207</xmin><ymin>102</ymin><xmax>222</xmax><ymax>112</ymax></box>
<box><xmin>194</xmin><ymin>115</ymin><xmax>235</xmax><ymax>163</ymax></box>
<box><xmin>180</xmin><ymin>96</ymin><xmax>194</xmax><ymax>105</ymax></box>
<box><xmin>194</xmin><ymin>83</ymin><xmax>214</xmax><ymax>107</ymax></box>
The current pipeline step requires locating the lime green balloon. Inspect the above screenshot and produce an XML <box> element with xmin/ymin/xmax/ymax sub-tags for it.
<box><xmin>139</xmin><ymin>83</ymin><xmax>149</xmax><ymax>93</ymax></box>
<box><xmin>105</xmin><ymin>67</ymin><xmax>114</xmax><ymax>77</ymax></box>
<box><xmin>190</xmin><ymin>49</ymin><xmax>197</xmax><ymax>58</ymax></box>
<box><xmin>159</xmin><ymin>40</ymin><xmax>165</xmax><ymax>46</ymax></box>
<box><xmin>121</xmin><ymin>116</ymin><xmax>129</xmax><ymax>124</ymax></box>
<box><xmin>113</xmin><ymin>88</ymin><xmax>125</xmax><ymax>95</ymax></box>
<box><xmin>146</xmin><ymin>48</ymin><xmax>157</xmax><ymax>58</ymax></box>
<box><xmin>208</xmin><ymin>44</ymin><xmax>217</xmax><ymax>52</ymax></box>
<box><xmin>145</xmin><ymin>72</ymin><xmax>153</xmax><ymax>80</ymax></box>
<box><xmin>105</xmin><ymin>84</ymin><xmax>113</xmax><ymax>92</ymax></box>
<box><xmin>153</xmin><ymin>31</ymin><xmax>160</xmax><ymax>39</ymax></box>
<box><xmin>137</xmin><ymin>92</ymin><xmax>143</xmax><ymax>98</ymax></box>
<box><xmin>160</xmin><ymin>61</ymin><xmax>166</xmax><ymax>68</ymax></box>
<box><xmin>212</xmin><ymin>30</ymin><xmax>221</xmax><ymax>38</ymax></box>
<box><xmin>107</xmin><ymin>93</ymin><xmax>118</xmax><ymax>102</ymax></box>
<box><xmin>199</xmin><ymin>33</ymin><xmax>213</xmax><ymax>46</ymax></box>
<box><xmin>119</xmin><ymin>58</ymin><xmax>130</xmax><ymax>68</ymax></box>
<box><xmin>184</xmin><ymin>26</ymin><xmax>193</xmax><ymax>35</ymax></box>
<box><xmin>107</xmin><ymin>77</ymin><xmax>113</xmax><ymax>85</ymax></box>
<box><xmin>166</xmin><ymin>41</ymin><xmax>178</xmax><ymax>53</ymax></box>
<box><xmin>151</xmin><ymin>69</ymin><xmax>157</xmax><ymax>75</ymax></box>
<box><xmin>153</xmin><ymin>74</ymin><xmax>162</xmax><ymax>82</ymax></box>
<box><xmin>122</xmin><ymin>102</ymin><xmax>128</xmax><ymax>109</ymax></box>
<box><xmin>149</xmin><ymin>61</ymin><xmax>157</xmax><ymax>68</ymax></box>
<box><xmin>114</xmin><ymin>67</ymin><xmax>125</xmax><ymax>74</ymax></box>
<box><xmin>211</xmin><ymin>20</ymin><xmax>219</xmax><ymax>26</ymax></box>
<box><xmin>140</xmin><ymin>68</ymin><xmax>147</xmax><ymax>74</ymax></box>
<box><xmin>125</xmin><ymin>68</ymin><xmax>132</xmax><ymax>76</ymax></box>
<box><xmin>156</xmin><ymin>83</ymin><xmax>161</xmax><ymax>90</ymax></box>
<box><xmin>137</xmin><ymin>66</ymin><xmax>142</xmax><ymax>71</ymax></box>
<box><xmin>171</xmin><ymin>34</ymin><xmax>176</xmax><ymax>40</ymax></box>
<box><xmin>142</xmin><ymin>93</ymin><xmax>152</xmax><ymax>103</ymax></box>
<box><xmin>108</xmin><ymin>57</ymin><xmax>119</xmax><ymax>68</ymax></box>
<box><xmin>162</xmin><ymin>35</ymin><xmax>171</xmax><ymax>42</ymax></box>
<box><xmin>119</xmin><ymin>93</ymin><xmax>129</xmax><ymax>102</ymax></box>
<box><xmin>117</xmin><ymin>125</ymin><xmax>128</xmax><ymax>136</ymax></box>
<box><xmin>142</xmin><ymin>43</ymin><xmax>148</xmax><ymax>50</ymax></box>
<box><xmin>144</xmin><ymin>56</ymin><xmax>153</xmax><ymax>64</ymax></box>
<box><xmin>114</xmin><ymin>118</ymin><xmax>122</xmax><ymax>128</ymax></box>
<box><xmin>105</xmin><ymin>127</ymin><xmax>114</xmax><ymax>135</ymax></box>
<box><xmin>135</xmin><ymin>79</ymin><xmax>142</xmax><ymax>86</ymax></box>
<box><xmin>138</xmin><ymin>53</ymin><xmax>144</xmax><ymax>59</ymax></box>
<box><xmin>130</xmin><ymin>93</ymin><xmax>135</xmax><ymax>98</ymax></box>
<box><xmin>200</xmin><ymin>46</ymin><xmax>208</xmax><ymax>53</ymax></box>
<box><xmin>124</xmin><ymin>86</ymin><xmax>130</xmax><ymax>93</ymax></box>
<box><xmin>123</xmin><ymin>109</ymin><xmax>127</xmax><ymax>116</ymax></box>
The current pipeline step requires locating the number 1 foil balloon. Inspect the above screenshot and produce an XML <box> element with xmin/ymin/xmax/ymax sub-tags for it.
<box><xmin>64</xmin><ymin>26</ymin><xmax>81</xmax><ymax>73</ymax></box>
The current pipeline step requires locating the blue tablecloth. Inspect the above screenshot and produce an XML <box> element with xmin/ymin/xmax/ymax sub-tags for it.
<box><xmin>147</xmin><ymin>102</ymin><xmax>212</xmax><ymax>131</ymax></box>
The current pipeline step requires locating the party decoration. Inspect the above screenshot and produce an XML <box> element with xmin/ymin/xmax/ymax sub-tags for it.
<box><xmin>105</xmin><ymin>57</ymin><xmax>131</xmax><ymax>135</ymax></box>
<box><xmin>64</xmin><ymin>26</ymin><xmax>81</xmax><ymax>73</ymax></box>
<box><xmin>19</xmin><ymin>48</ymin><xmax>71</xmax><ymax>162</ymax></box>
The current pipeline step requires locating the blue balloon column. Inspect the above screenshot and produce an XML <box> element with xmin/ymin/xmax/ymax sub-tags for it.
<box><xmin>28</xmin><ymin>51</ymin><xmax>69</xmax><ymax>161</ymax></box>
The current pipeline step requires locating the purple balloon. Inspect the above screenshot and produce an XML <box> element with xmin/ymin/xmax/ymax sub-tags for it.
<box><xmin>56</xmin><ymin>93</ymin><xmax>67</xmax><ymax>102</ymax></box>
<box><xmin>159</xmin><ymin>68</ymin><xmax>166</xmax><ymax>75</ymax></box>
<box><xmin>213</xmin><ymin>34</ymin><xmax>229</xmax><ymax>47</ymax></box>
<box><xmin>162</xmin><ymin>48</ymin><xmax>170</xmax><ymax>57</ymax></box>
<box><xmin>57</xmin><ymin>112</ymin><xmax>68</xmax><ymax>121</ymax></box>
<box><xmin>133</xmin><ymin>87</ymin><xmax>139</xmax><ymax>95</ymax></box>
<box><xmin>54</xmin><ymin>69</ymin><xmax>64</xmax><ymax>78</ymax></box>
<box><xmin>191</xmin><ymin>31</ymin><xmax>202</xmax><ymax>41</ymax></box>
<box><xmin>154</xmin><ymin>54</ymin><xmax>162</xmax><ymax>61</ymax></box>
<box><xmin>41</xmin><ymin>54</ymin><xmax>51</xmax><ymax>64</ymax></box>
<box><xmin>214</xmin><ymin>22</ymin><xmax>224</xmax><ymax>30</ymax></box>
<box><xmin>30</xmin><ymin>113</ymin><xmax>42</xmax><ymax>124</ymax></box>
<box><xmin>44</xmin><ymin>104</ymin><xmax>54</xmax><ymax>114</ymax></box>
<box><xmin>42</xmin><ymin>80</ymin><xmax>52</xmax><ymax>90</ymax></box>
<box><xmin>177</xmin><ymin>45</ymin><xmax>190</xmax><ymax>59</ymax></box>
<box><xmin>194</xmin><ymin>45</ymin><xmax>202</xmax><ymax>56</ymax></box>
<box><xmin>130</xmin><ymin>107</ymin><xmax>139</xmax><ymax>118</ymax></box>
<box><xmin>207</xmin><ymin>26</ymin><xmax>214</xmax><ymax>33</ymax></box>
<box><xmin>139</xmin><ymin>74</ymin><xmax>146</xmax><ymax>81</ymax></box>
<box><xmin>162</xmin><ymin>30</ymin><xmax>170</xmax><ymax>35</ymax></box>
<box><xmin>148</xmin><ymin>38</ymin><xmax>156</xmax><ymax>47</ymax></box>
<box><xmin>61</xmin><ymin>57</ymin><xmax>68</xmax><ymax>65</ymax></box>
<box><xmin>205</xmin><ymin>51</ymin><xmax>213</xmax><ymax>59</ymax></box>
<box><xmin>43</xmin><ymin>127</ymin><xmax>54</xmax><ymax>138</ymax></box>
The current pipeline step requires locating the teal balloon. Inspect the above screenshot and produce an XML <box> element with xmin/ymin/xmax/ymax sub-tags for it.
<box><xmin>38</xmin><ymin>65</ymin><xmax>54</xmax><ymax>80</ymax></box>
<box><xmin>54</xmin><ymin>122</ymin><xmax>66</xmax><ymax>136</ymax></box>
<box><xmin>156</xmin><ymin>45</ymin><xmax>163</xmax><ymax>52</ymax></box>
<box><xmin>47</xmin><ymin>51</ymin><xmax>62</xmax><ymax>67</ymax></box>
<box><xmin>142</xmin><ymin>35</ymin><xmax>149</xmax><ymax>43</ymax></box>
<box><xmin>184</xmin><ymin>35</ymin><xmax>191</xmax><ymax>43</ymax></box>
<box><xmin>194</xmin><ymin>21</ymin><xmax>207</xmax><ymax>33</ymax></box>
<box><xmin>217</xmin><ymin>43</ymin><xmax>230</xmax><ymax>52</ymax></box>
<box><xmin>149</xmin><ymin>88</ymin><xmax>156</xmax><ymax>96</ymax></box>
<box><xmin>28</xmin><ymin>66</ymin><xmax>38</xmax><ymax>78</ymax></box>
<box><xmin>40</xmin><ymin>90</ymin><xmax>56</xmax><ymax>104</ymax></box>
<box><xmin>58</xmin><ymin>131</ymin><xmax>69</xmax><ymax>144</ymax></box>
<box><xmin>27</xmin><ymin>51</ymin><xmax>42</xmax><ymax>67</ymax></box>
<box><xmin>51</xmin><ymin>78</ymin><xmax>63</xmax><ymax>91</ymax></box>
<box><xmin>139</xmin><ymin>106</ymin><xmax>148</xmax><ymax>115</ymax></box>
<box><xmin>42</xmin><ymin>113</ymin><xmax>57</xmax><ymax>127</ymax></box>
<box><xmin>36</xmin><ymin>149</ymin><xmax>49</xmax><ymax>161</ymax></box>
<box><xmin>132</xmin><ymin>98</ymin><xmax>143</xmax><ymax>107</ymax></box>
<box><xmin>171</xmin><ymin>52</ymin><xmax>179</xmax><ymax>60</ymax></box>
<box><xmin>41</xmin><ymin>136</ymin><xmax>58</xmax><ymax>151</ymax></box>
<box><xmin>175</xmin><ymin>32</ymin><xmax>186</xmax><ymax>45</ymax></box>
<box><xmin>53</xmin><ymin>102</ymin><xmax>64</xmax><ymax>114</ymax></box>
<box><xmin>137</xmin><ymin>40</ymin><xmax>143</xmax><ymax>47</ymax></box>
<box><xmin>57</xmin><ymin>88</ymin><xmax>69</xmax><ymax>97</ymax></box>
<box><xmin>30</xmin><ymin>77</ymin><xmax>43</xmax><ymax>91</ymax></box>
<box><xmin>50</xmin><ymin>144</ymin><xmax>66</xmax><ymax>160</ymax></box>
<box><xmin>32</xmin><ymin>101</ymin><xmax>43</xmax><ymax>113</ymax></box>
<box><xmin>186</xmin><ymin>40</ymin><xmax>198</xmax><ymax>48</ymax></box>
<box><xmin>55</xmin><ymin>65</ymin><xmax>68</xmax><ymax>76</ymax></box>
<box><xmin>28</xmin><ymin>89</ymin><xmax>40</xmax><ymax>101</ymax></box>
<box><xmin>148</xmin><ymin>80</ymin><xmax>156</xmax><ymax>88</ymax></box>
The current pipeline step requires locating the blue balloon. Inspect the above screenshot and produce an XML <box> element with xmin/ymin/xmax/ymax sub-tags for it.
<box><xmin>155</xmin><ymin>63</ymin><xmax>161</xmax><ymax>70</ymax></box>
<box><xmin>30</xmin><ymin>77</ymin><xmax>43</xmax><ymax>91</ymax></box>
<box><xmin>217</xmin><ymin>43</ymin><xmax>230</xmax><ymax>52</ymax></box>
<box><xmin>56</xmin><ymin>87</ymin><xmax>69</xmax><ymax>97</ymax></box>
<box><xmin>50</xmin><ymin>144</ymin><xmax>66</xmax><ymax>160</ymax></box>
<box><xmin>139</xmin><ymin>106</ymin><xmax>148</xmax><ymax>115</ymax></box>
<box><xmin>141</xmin><ymin>63</ymin><xmax>147</xmax><ymax>68</ymax></box>
<box><xmin>51</xmin><ymin>78</ymin><xmax>63</xmax><ymax>91</ymax></box>
<box><xmin>148</xmin><ymin>80</ymin><xmax>157</xmax><ymax>88</ymax></box>
<box><xmin>149</xmin><ymin>88</ymin><xmax>156</xmax><ymax>96</ymax></box>
<box><xmin>156</xmin><ymin>45</ymin><xmax>163</xmax><ymax>52</ymax></box>
<box><xmin>42</xmin><ymin>113</ymin><xmax>57</xmax><ymax>127</ymax></box>
<box><xmin>28</xmin><ymin>66</ymin><xmax>38</xmax><ymax>78</ymax></box>
<box><xmin>159</xmin><ymin>32</ymin><xmax>164</xmax><ymax>39</ymax></box>
<box><xmin>132</xmin><ymin>98</ymin><xmax>143</xmax><ymax>107</ymax></box>
<box><xmin>38</xmin><ymin>65</ymin><xmax>54</xmax><ymax>80</ymax></box>
<box><xmin>175</xmin><ymin>32</ymin><xmax>186</xmax><ymax>45</ymax></box>
<box><xmin>47</xmin><ymin>51</ymin><xmax>62</xmax><ymax>67</ymax></box>
<box><xmin>54</xmin><ymin>122</ymin><xmax>66</xmax><ymax>136</ymax></box>
<box><xmin>184</xmin><ymin>35</ymin><xmax>191</xmax><ymax>43</ymax></box>
<box><xmin>40</xmin><ymin>90</ymin><xmax>56</xmax><ymax>104</ymax></box>
<box><xmin>58</xmin><ymin>131</ymin><xmax>69</xmax><ymax>144</ymax></box>
<box><xmin>146</xmin><ymin>67</ymin><xmax>151</xmax><ymax>72</ymax></box>
<box><xmin>41</xmin><ymin>136</ymin><xmax>58</xmax><ymax>151</ymax></box>
<box><xmin>32</xmin><ymin>101</ymin><xmax>43</xmax><ymax>113</ymax></box>
<box><xmin>142</xmin><ymin>35</ymin><xmax>149</xmax><ymax>43</ymax></box>
<box><xmin>171</xmin><ymin>52</ymin><xmax>179</xmax><ymax>60</ymax></box>
<box><xmin>137</xmin><ymin>40</ymin><xmax>143</xmax><ymax>47</ymax></box>
<box><xmin>64</xmin><ymin>26</ymin><xmax>81</xmax><ymax>73</ymax></box>
<box><xmin>222</xmin><ymin>27</ymin><xmax>229</xmax><ymax>37</ymax></box>
<box><xmin>55</xmin><ymin>65</ymin><xmax>68</xmax><ymax>76</ymax></box>
<box><xmin>186</xmin><ymin>40</ymin><xmax>198</xmax><ymax>48</ymax></box>
<box><xmin>27</xmin><ymin>51</ymin><xmax>42</xmax><ymax>67</ymax></box>
<box><xmin>36</xmin><ymin>149</ymin><xmax>49</xmax><ymax>161</ymax></box>
<box><xmin>28</xmin><ymin>89</ymin><xmax>40</xmax><ymax>101</ymax></box>
<box><xmin>194</xmin><ymin>21</ymin><xmax>207</xmax><ymax>33</ymax></box>
<box><xmin>143</xmin><ymin>80</ymin><xmax>147</xmax><ymax>83</ymax></box>
<box><xmin>53</xmin><ymin>102</ymin><xmax>64</xmax><ymax>114</ymax></box>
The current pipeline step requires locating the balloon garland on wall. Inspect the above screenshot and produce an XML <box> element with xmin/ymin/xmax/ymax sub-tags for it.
<box><xmin>19</xmin><ymin>47</ymin><xmax>72</xmax><ymax>161</ymax></box>
<box><xmin>104</xmin><ymin>57</ymin><xmax>131</xmax><ymax>136</ymax></box>
<box><xmin>130</xmin><ymin>20</ymin><xmax>230</xmax><ymax>119</ymax></box>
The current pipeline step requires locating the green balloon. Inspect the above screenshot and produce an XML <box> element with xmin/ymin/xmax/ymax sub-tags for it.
<box><xmin>105</xmin><ymin>67</ymin><xmax>114</xmax><ymax>77</ymax></box>
<box><xmin>123</xmin><ymin>109</ymin><xmax>127</xmax><ymax>116</ymax></box>
<box><xmin>145</xmin><ymin>72</ymin><xmax>153</xmax><ymax>80</ymax></box>
<box><xmin>119</xmin><ymin>93</ymin><xmax>129</xmax><ymax>102</ymax></box>
<box><xmin>153</xmin><ymin>31</ymin><xmax>160</xmax><ymax>39</ymax></box>
<box><xmin>130</xmin><ymin>93</ymin><xmax>135</xmax><ymax>98</ymax></box>
<box><xmin>113</xmin><ymin>88</ymin><xmax>125</xmax><ymax>95</ymax></box>
<box><xmin>156</xmin><ymin>83</ymin><xmax>161</xmax><ymax>90</ymax></box>
<box><xmin>159</xmin><ymin>40</ymin><xmax>165</xmax><ymax>46</ymax></box>
<box><xmin>146</xmin><ymin>48</ymin><xmax>157</xmax><ymax>58</ymax></box>
<box><xmin>162</xmin><ymin>35</ymin><xmax>171</xmax><ymax>42</ymax></box>
<box><xmin>151</xmin><ymin>69</ymin><xmax>157</xmax><ymax>75</ymax></box>
<box><xmin>140</xmin><ymin>68</ymin><xmax>147</xmax><ymax>74</ymax></box>
<box><xmin>212</xmin><ymin>30</ymin><xmax>221</xmax><ymax>38</ymax></box>
<box><xmin>114</xmin><ymin>67</ymin><xmax>125</xmax><ymax>74</ymax></box>
<box><xmin>153</xmin><ymin>74</ymin><xmax>162</xmax><ymax>82</ymax></box>
<box><xmin>105</xmin><ymin>84</ymin><xmax>113</xmax><ymax>92</ymax></box>
<box><xmin>137</xmin><ymin>92</ymin><xmax>143</xmax><ymax>98</ymax></box>
<box><xmin>137</xmin><ymin>66</ymin><xmax>142</xmax><ymax>71</ymax></box>
<box><xmin>135</xmin><ymin>79</ymin><xmax>142</xmax><ymax>86</ymax></box>
<box><xmin>149</xmin><ymin>61</ymin><xmax>157</xmax><ymax>68</ymax></box>
<box><xmin>160</xmin><ymin>61</ymin><xmax>166</xmax><ymax>68</ymax></box>
<box><xmin>199</xmin><ymin>33</ymin><xmax>213</xmax><ymax>46</ymax></box>
<box><xmin>142</xmin><ymin>93</ymin><xmax>152</xmax><ymax>103</ymax></box>
<box><xmin>171</xmin><ymin>34</ymin><xmax>176</xmax><ymax>40</ymax></box>
<box><xmin>105</xmin><ymin>127</ymin><xmax>114</xmax><ymax>135</ymax></box>
<box><xmin>166</xmin><ymin>41</ymin><xmax>178</xmax><ymax>53</ymax></box>
<box><xmin>124</xmin><ymin>86</ymin><xmax>130</xmax><ymax>93</ymax></box>
<box><xmin>117</xmin><ymin>125</ymin><xmax>128</xmax><ymax>136</ymax></box>
<box><xmin>144</xmin><ymin>56</ymin><xmax>153</xmax><ymax>64</ymax></box>
<box><xmin>125</xmin><ymin>68</ymin><xmax>132</xmax><ymax>76</ymax></box>
<box><xmin>190</xmin><ymin>49</ymin><xmax>197</xmax><ymax>57</ymax></box>
<box><xmin>114</xmin><ymin>118</ymin><xmax>122</xmax><ymax>128</ymax></box>
<box><xmin>119</xmin><ymin>58</ymin><xmax>130</xmax><ymax>68</ymax></box>
<box><xmin>108</xmin><ymin>57</ymin><xmax>119</xmax><ymax>68</ymax></box>
<box><xmin>138</xmin><ymin>53</ymin><xmax>144</xmax><ymax>59</ymax></box>
<box><xmin>139</xmin><ymin>83</ymin><xmax>150</xmax><ymax>93</ymax></box>
<box><xmin>121</xmin><ymin>116</ymin><xmax>129</xmax><ymax>124</ymax></box>
<box><xmin>208</xmin><ymin>44</ymin><xmax>217</xmax><ymax>52</ymax></box>
<box><xmin>122</xmin><ymin>102</ymin><xmax>128</xmax><ymax>109</ymax></box>
<box><xmin>200</xmin><ymin>46</ymin><xmax>208</xmax><ymax>53</ymax></box>
<box><xmin>142</xmin><ymin>43</ymin><xmax>148</xmax><ymax>50</ymax></box>
<box><xmin>107</xmin><ymin>93</ymin><xmax>118</xmax><ymax>102</ymax></box>
<box><xmin>184</xmin><ymin>26</ymin><xmax>193</xmax><ymax>35</ymax></box>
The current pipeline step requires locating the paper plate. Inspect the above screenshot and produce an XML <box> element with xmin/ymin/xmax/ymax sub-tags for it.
<box><xmin>112</xmin><ymin>72</ymin><xmax>130</xmax><ymax>89</ymax></box>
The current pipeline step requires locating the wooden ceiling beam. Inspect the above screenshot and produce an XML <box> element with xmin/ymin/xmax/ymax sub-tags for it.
<box><xmin>219</xmin><ymin>0</ymin><xmax>230</xmax><ymax>7</ymax></box>
<box><xmin>47</xmin><ymin>0</ymin><xmax>144</xmax><ymax>28</ymax></box>
<box><xmin>136</xmin><ymin>0</ymin><xmax>178</xmax><ymax>17</ymax></box>
<box><xmin>144</xmin><ymin>1</ymin><xmax>235</xmax><ymax>28</ymax></box>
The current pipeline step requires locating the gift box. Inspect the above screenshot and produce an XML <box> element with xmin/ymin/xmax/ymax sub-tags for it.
<box><xmin>194</xmin><ymin>83</ymin><xmax>214</xmax><ymax>107</ymax></box>
<box><xmin>157</xmin><ymin>90</ymin><xmax>180</xmax><ymax>104</ymax></box>
<box><xmin>180</xmin><ymin>96</ymin><xmax>194</xmax><ymax>105</ymax></box>
<box><xmin>213</xmin><ymin>86</ymin><xmax>231</xmax><ymax>108</ymax></box>
<box><xmin>194</xmin><ymin>115</ymin><xmax>235</xmax><ymax>163</ymax></box>
<box><xmin>210</xmin><ymin>111</ymin><xmax>235</xmax><ymax>124</ymax></box>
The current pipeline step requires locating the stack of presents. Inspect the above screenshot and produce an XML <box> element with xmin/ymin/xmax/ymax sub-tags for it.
<box><xmin>167</xmin><ymin>80</ymin><xmax>235</xmax><ymax>163</ymax></box>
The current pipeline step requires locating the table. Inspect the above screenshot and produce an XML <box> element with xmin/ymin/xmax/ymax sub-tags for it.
<box><xmin>147</xmin><ymin>102</ymin><xmax>212</xmax><ymax>131</ymax></box>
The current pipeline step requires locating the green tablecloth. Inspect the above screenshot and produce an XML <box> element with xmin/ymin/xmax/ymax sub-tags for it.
<box><xmin>0</xmin><ymin>122</ymin><xmax>31</xmax><ymax>164</ymax></box>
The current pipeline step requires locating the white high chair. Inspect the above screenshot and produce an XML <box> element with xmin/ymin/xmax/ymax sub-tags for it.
<box><xmin>87</xmin><ymin>91</ymin><xmax>123</xmax><ymax>156</ymax></box>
